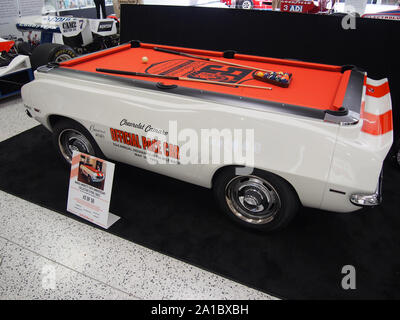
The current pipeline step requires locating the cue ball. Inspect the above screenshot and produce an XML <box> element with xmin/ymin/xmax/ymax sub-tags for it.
<box><xmin>142</xmin><ymin>56</ymin><xmax>148</xmax><ymax>63</ymax></box>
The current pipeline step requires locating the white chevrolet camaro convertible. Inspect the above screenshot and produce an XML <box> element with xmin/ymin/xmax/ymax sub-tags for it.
<box><xmin>80</xmin><ymin>164</ymin><xmax>105</xmax><ymax>184</ymax></box>
<box><xmin>21</xmin><ymin>42</ymin><xmax>394</xmax><ymax>231</ymax></box>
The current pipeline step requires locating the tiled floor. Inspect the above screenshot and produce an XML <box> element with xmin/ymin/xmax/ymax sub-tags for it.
<box><xmin>0</xmin><ymin>96</ymin><xmax>276</xmax><ymax>300</ymax></box>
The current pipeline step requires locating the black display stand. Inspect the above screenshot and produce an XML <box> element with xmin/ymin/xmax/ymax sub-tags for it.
<box><xmin>120</xmin><ymin>5</ymin><xmax>400</xmax><ymax>138</ymax></box>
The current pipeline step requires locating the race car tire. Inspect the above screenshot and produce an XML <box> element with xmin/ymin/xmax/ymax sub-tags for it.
<box><xmin>52</xmin><ymin>119</ymin><xmax>105</xmax><ymax>166</ymax></box>
<box><xmin>236</xmin><ymin>0</ymin><xmax>254</xmax><ymax>9</ymax></box>
<box><xmin>14</xmin><ymin>40</ymin><xmax>32</xmax><ymax>56</ymax></box>
<box><xmin>213</xmin><ymin>167</ymin><xmax>300</xmax><ymax>232</ymax></box>
<box><xmin>30</xmin><ymin>43</ymin><xmax>76</xmax><ymax>70</ymax></box>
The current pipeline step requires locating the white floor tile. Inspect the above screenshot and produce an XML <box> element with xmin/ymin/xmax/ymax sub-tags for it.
<box><xmin>0</xmin><ymin>240</ymin><xmax>135</xmax><ymax>300</ymax></box>
<box><xmin>0</xmin><ymin>97</ymin><xmax>37</xmax><ymax>143</ymax></box>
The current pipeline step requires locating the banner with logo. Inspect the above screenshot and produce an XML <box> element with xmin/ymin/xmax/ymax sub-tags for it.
<box><xmin>67</xmin><ymin>151</ymin><xmax>119</xmax><ymax>229</ymax></box>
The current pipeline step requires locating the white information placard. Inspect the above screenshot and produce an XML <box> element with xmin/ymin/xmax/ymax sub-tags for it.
<box><xmin>67</xmin><ymin>151</ymin><xmax>120</xmax><ymax>229</ymax></box>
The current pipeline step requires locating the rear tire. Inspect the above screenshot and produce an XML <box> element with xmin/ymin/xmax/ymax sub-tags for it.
<box><xmin>213</xmin><ymin>167</ymin><xmax>299</xmax><ymax>232</ymax></box>
<box><xmin>30</xmin><ymin>43</ymin><xmax>76</xmax><ymax>70</ymax></box>
<box><xmin>52</xmin><ymin>119</ymin><xmax>104</xmax><ymax>166</ymax></box>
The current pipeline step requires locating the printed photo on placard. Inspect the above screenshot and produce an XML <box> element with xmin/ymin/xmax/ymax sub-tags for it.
<box><xmin>78</xmin><ymin>154</ymin><xmax>106</xmax><ymax>191</ymax></box>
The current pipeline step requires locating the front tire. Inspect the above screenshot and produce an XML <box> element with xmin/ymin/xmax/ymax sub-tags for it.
<box><xmin>30</xmin><ymin>43</ymin><xmax>76</xmax><ymax>70</ymax></box>
<box><xmin>52</xmin><ymin>120</ymin><xmax>104</xmax><ymax>166</ymax></box>
<box><xmin>213</xmin><ymin>167</ymin><xmax>299</xmax><ymax>231</ymax></box>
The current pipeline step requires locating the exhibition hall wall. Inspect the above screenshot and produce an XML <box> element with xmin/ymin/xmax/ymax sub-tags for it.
<box><xmin>0</xmin><ymin>0</ymin><xmax>44</xmax><ymax>37</ymax></box>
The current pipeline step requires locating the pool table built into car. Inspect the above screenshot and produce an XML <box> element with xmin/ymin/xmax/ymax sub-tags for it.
<box><xmin>21</xmin><ymin>41</ymin><xmax>393</xmax><ymax>231</ymax></box>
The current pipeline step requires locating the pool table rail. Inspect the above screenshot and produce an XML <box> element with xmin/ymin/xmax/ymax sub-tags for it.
<box><xmin>37</xmin><ymin>63</ymin><xmax>363</xmax><ymax>126</ymax></box>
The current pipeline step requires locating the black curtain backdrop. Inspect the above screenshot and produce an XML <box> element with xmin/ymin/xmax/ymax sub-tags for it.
<box><xmin>120</xmin><ymin>5</ymin><xmax>400</xmax><ymax>139</ymax></box>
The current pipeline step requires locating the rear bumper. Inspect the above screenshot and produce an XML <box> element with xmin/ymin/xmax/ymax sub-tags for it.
<box><xmin>350</xmin><ymin>171</ymin><xmax>383</xmax><ymax>207</ymax></box>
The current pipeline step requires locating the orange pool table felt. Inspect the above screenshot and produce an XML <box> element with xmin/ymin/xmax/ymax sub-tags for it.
<box><xmin>60</xmin><ymin>43</ymin><xmax>352</xmax><ymax>111</ymax></box>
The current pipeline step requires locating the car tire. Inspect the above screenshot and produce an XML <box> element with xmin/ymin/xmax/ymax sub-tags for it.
<box><xmin>30</xmin><ymin>43</ymin><xmax>76</xmax><ymax>70</ymax></box>
<box><xmin>14</xmin><ymin>40</ymin><xmax>32</xmax><ymax>56</ymax></box>
<box><xmin>236</xmin><ymin>0</ymin><xmax>253</xmax><ymax>9</ymax></box>
<box><xmin>213</xmin><ymin>167</ymin><xmax>299</xmax><ymax>232</ymax></box>
<box><xmin>52</xmin><ymin>119</ymin><xmax>105</xmax><ymax>166</ymax></box>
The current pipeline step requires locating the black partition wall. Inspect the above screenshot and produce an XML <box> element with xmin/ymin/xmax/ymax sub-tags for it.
<box><xmin>60</xmin><ymin>5</ymin><xmax>114</xmax><ymax>18</ymax></box>
<box><xmin>120</xmin><ymin>5</ymin><xmax>399</xmax><ymax>138</ymax></box>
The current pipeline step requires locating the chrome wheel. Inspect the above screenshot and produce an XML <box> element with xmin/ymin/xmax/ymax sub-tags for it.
<box><xmin>58</xmin><ymin>129</ymin><xmax>94</xmax><ymax>164</ymax></box>
<box><xmin>225</xmin><ymin>176</ymin><xmax>281</xmax><ymax>225</ymax></box>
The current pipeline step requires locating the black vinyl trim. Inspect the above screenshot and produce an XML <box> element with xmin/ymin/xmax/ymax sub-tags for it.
<box><xmin>329</xmin><ymin>189</ymin><xmax>346</xmax><ymax>195</ymax></box>
<box><xmin>39</xmin><ymin>65</ymin><xmax>327</xmax><ymax>121</ymax></box>
<box><xmin>130</xmin><ymin>40</ymin><xmax>141</xmax><ymax>48</ymax></box>
<box><xmin>341</xmin><ymin>64</ymin><xmax>366</xmax><ymax>74</ymax></box>
<box><xmin>325</xmin><ymin>107</ymin><xmax>348</xmax><ymax>116</ymax></box>
<box><xmin>156</xmin><ymin>82</ymin><xmax>178</xmax><ymax>90</ymax></box>
<box><xmin>322</xmin><ymin>69</ymin><xmax>364</xmax><ymax>124</ymax></box>
<box><xmin>223</xmin><ymin>50</ymin><xmax>236</xmax><ymax>59</ymax></box>
<box><xmin>341</xmin><ymin>69</ymin><xmax>365</xmax><ymax>114</ymax></box>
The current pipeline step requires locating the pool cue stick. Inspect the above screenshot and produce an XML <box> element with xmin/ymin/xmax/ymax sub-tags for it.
<box><xmin>153</xmin><ymin>47</ymin><xmax>276</xmax><ymax>74</ymax></box>
<box><xmin>96</xmin><ymin>68</ymin><xmax>272</xmax><ymax>90</ymax></box>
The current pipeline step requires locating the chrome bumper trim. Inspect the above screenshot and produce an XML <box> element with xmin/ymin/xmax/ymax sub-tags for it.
<box><xmin>350</xmin><ymin>171</ymin><xmax>383</xmax><ymax>207</ymax></box>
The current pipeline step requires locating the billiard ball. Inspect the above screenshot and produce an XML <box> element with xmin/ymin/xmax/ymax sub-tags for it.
<box><xmin>142</xmin><ymin>56</ymin><xmax>149</xmax><ymax>63</ymax></box>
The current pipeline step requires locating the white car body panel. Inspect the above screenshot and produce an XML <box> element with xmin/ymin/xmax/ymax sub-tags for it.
<box><xmin>0</xmin><ymin>55</ymin><xmax>31</xmax><ymax>77</ymax></box>
<box><xmin>21</xmin><ymin>58</ymin><xmax>392</xmax><ymax>214</ymax></box>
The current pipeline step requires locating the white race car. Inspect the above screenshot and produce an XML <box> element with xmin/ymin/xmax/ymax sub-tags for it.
<box><xmin>80</xmin><ymin>164</ymin><xmax>105</xmax><ymax>183</ymax></box>
<box><xmin>0</xmin><ymin>38</ymin><xmax>33</xmax><ymax>99</ymax></box>
<box><xmin>16</xmin><ymin>15</ymin><xmax>119</xmax><ymax>60</ymax></box>
<box><xmin>21</xmin><ymin>42</ymin><xmax>393</xmax><ymax>231</ymax></box>
<box><xmin>0</xmin><ymin>36</ymin><xmax>78</xmax><ymax>99</ymax></box>
<box><xmin>1</xmin><ymin>15</ymin><xmax>119</xmax><ymax>98</ymax></box>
